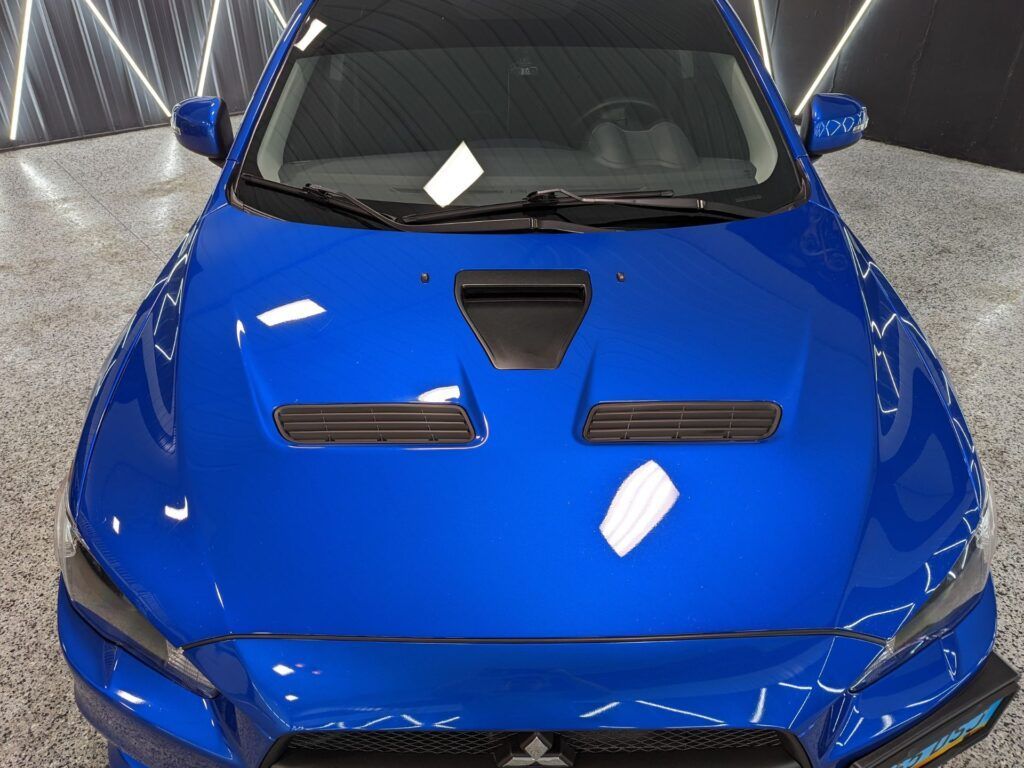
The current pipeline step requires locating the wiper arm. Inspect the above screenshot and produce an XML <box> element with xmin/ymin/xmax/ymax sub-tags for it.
<box><xmin>240</xmin><ymin>173</ymin><xmax>403</xmax><ymax>230</ymax></box>
<box><xmin>238</xmin><ymin>174</ymin><xmax>605</xmax><ymax>233</ymax></box>
<box><xmin>400</xmin><ymin>188</ymin><xmax>761</xmax><ymax>225</ymax></box>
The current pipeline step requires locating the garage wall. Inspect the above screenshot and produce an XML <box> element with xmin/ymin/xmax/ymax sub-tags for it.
<box><xmin>732</xmin><ymin>0</ymin><xmax>1024</xmax><ymax>171</ymax></box>
<box><xmin>1</xmin><ymin>0</ymin><xmax>1023</xmax><ymax>171</ymax></box>
<box><xmin>0</xmin><ymin>0</ymin><xmax>301</xmax><ymax>149</ymax></box>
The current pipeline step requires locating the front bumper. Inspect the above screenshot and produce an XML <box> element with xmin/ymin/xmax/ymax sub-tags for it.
<box><xmin>59</xmin><ymin>581</ymin><xmax>1016</xmax><ymax>768</ymax></box>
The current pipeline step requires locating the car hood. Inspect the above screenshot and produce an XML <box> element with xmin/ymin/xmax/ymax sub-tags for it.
<box><xmin>76</xmin><ymin>200</ymin><xmax>980</xmax><ymax>647</ymax></box>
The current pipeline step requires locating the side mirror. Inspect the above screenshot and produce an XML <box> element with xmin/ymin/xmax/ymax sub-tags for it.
<box><xmin>171</xmin><ymin>97</ymin><xmax>233</xmax><ymax>166</ymax></box>
<box><xmin>804</xmin><ymin>94</ymin><xmax>868</xmax><ymax>157</ymax></box>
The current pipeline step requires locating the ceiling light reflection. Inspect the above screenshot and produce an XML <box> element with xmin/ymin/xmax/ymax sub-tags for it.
<box><xmin>580</xmin><ymin>701</ymin><xmax>620</xmax><ymax>719</ymax></box>
<box><xmin>196</xmin><ymin>0</ymin><xmax>224</xmax><ymax>96</ymax></box>
<box><xmin>266</xmin><ymin>0</ymin><xmax>287</xmax><ymax>26</ymax></box>
<box><xmin>257</xmin><ymin>299</ymin><xmax>326</xmax><ymax>327</ymax></box>
<box><xmin>418</xmin><ymin>385</ymin><xmax>461</xmax><ymax>403</ymax></box>
<box><xmin>165</xmin><ymin>499</ymin><xmax>188</xmax><ymax>521</ymax></box>
<box><xmin>601</xmin><ymin>460</ymin><xmax>680</xmax><ymax>557</ymax></box>
<box><xmin>80</xmin><ymin>0</ymin><xmax>171</xmax><ymax>116</ymax></box>
<box><xmin>795</xmin><ymin>0</ymin><xmax>879</xmax><ymax>115</ymax></box>
<box><xmin>8</xmin><ymin>0</ymin><xmax>34</xmax><ymax>141</ymax></box>
<box><xmin>295</xmin><ymin>18</ymin><xmax>326</xmax><ymax>51</ymax></box>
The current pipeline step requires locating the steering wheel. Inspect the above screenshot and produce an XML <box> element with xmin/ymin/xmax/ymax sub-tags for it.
<box><xmin>574</xmin><ymin>97</ymin><xmax>664</xmax><ymax>130</ymax></box>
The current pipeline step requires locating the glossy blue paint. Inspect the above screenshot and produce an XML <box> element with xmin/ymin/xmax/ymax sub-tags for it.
<box><xmin>171</xmin><ymin>97</ymin><xmax>232</xmax><ymax>161</ymax></box>
<box><xmin>60</xmin><ymin>576</ymin><xmax>998</xmax><ymax>768</ymax></box>
<box><xmin>57</xmin><ymin>1</ymin><xmax>1010</xmax><ymax>767</ymax></box>
<box><xmin>806</xmin><ymin>94</ymin><xmax>869</xmax><ymax>156</ymax></box>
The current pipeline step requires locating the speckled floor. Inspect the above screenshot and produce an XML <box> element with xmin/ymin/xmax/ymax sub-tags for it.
<box><xmin>0</xmin><ymin>131</ymin><xmax>1021</xmax><ymax>767</ymax></box>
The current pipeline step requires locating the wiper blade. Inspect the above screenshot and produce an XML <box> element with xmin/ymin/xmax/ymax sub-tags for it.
<box><xmin>240</xmin><ymin>173</ymin><xmax>403</xmax><ymax>230</ymax></box>
<box><xmin>400</xmin><ymin>188</ymin><xmax>761</xmax><ymax>225</ymax></box>
<box><xmin>238</xmin><ymin>174</ymin><xmax>606</xmax><ymax>233</ymax></box>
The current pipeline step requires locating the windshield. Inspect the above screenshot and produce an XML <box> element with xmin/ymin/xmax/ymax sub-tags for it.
<box><xmin>237</xmin><ymin>0</ymin><xmax>803</xmax><ymax>230</ymax></box>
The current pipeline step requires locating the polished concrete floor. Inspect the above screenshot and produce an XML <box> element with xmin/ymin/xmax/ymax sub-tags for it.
<box><xmin>0</xmin><ymin>130</ymin><xmax>1021</xmax><ymax>767</ymax></box>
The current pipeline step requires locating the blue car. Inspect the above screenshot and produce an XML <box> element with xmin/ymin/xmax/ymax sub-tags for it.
<box><xmin>56</xmin><ymin>1</ymin><xmax>1017</xmax><ymax>767</ymax></box>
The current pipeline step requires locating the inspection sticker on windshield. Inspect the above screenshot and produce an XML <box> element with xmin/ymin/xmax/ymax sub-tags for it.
<box><xmin>886</xmin><ymin>699</ymin><xmax>1004</xmax><ymax>768</ymax></box>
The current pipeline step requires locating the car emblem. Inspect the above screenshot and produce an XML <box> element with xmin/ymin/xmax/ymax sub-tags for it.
<box><xmin>496</xmin><ymin>733</ymin><xmax>576</xmax><ymax>767</ymax></box>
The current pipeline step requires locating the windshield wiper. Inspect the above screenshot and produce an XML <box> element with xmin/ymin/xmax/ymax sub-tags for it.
<box><xmin>240</xmin><ymin>173</ymin><xmax>404</xmax><ymax>230</ymax></box>
<box><xmin>238</xmin><ymin>174</ymin><xmax>606</xmax><ymax>233</ymax></box>
<box><xmin>400</xmin><ymin>188</ymin><xmax>761</xmax><ymax>225</ymax></box>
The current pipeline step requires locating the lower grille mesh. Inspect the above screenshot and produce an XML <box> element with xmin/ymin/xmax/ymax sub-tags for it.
<box><xmin>275</xmin><ymin>404</ymin><xmax>475</xmax><ymax>445</ymax></box>
<box><xmin>287</xmin><ymin>729</ymin><xmax>783</xmax><ymax>754</ymax></box>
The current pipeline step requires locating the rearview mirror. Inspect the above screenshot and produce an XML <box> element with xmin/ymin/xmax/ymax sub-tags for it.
<box><xmin>171</xmin><ymin>97</ymin><xmax>233</xmax><ymax>165</ymax></box>
<box><xmin>804</xmin><ymin>94</ymin><xmax>868</xmax><ymax>157</ymax></box>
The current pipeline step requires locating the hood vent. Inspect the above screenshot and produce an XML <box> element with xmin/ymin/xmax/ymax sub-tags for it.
<box><xmin>584</xmin><ymin>402</ymin><xmax>781</xmax><ymax>443</ymax></box>
<box><xmin>456</xmin><ymin>270</ymin><xmax>591</xmax><ymax>370</ymax></box>
<box><xmin>275</xmin><ymin>404</ymin><xmax>475</xmax><ymax>445</ymax></box>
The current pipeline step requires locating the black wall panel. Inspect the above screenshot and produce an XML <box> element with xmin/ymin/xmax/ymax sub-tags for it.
<box><xmin>733</xmin><ymin>0</ymin><xmax>1024</xmax><ymax>171</ymax></box>
<box><xmin>1</xmin><ymin>0</ymin><xmax>1022</xmax><ymax>170</ymax></box>
<box><xmin>892</xmin><ymin>1</ymin><xmax>1024</xmax><ymax>167</ymax></box>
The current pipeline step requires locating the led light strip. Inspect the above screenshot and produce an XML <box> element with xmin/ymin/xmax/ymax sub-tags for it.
<box><xmin>196</xmin><ymin>0</ymin><xmax>224</xmax><ymax>95</ymax></box>
<box><xmin>795</xmin><ymin>0</ymin><xmax>879</xmax><ymax>115</ymax></box>
<box><xmin>80</xmin><ymin>0</ymin><xmax>170</xmax><ymax>117</ymax></box>
<box><xmin>8</xmin><ymin>0</ymin><xmax>35</xmax><ymax>141</ymax></box>
<box><xmin>752</xmin><ymin>0</ymin><xmax>772</xmax><ymax>76</ymax></box>
<box><xmin>266</xmin><ymin>0</ymin><xmax>287</xmax><ymax>27</ymax></box>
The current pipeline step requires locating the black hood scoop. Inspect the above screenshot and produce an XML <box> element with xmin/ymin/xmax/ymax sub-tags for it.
<box><xmin>456</xmin><ymin>270</ymin><xmax>592</xmax><ymax>370</ymax></box>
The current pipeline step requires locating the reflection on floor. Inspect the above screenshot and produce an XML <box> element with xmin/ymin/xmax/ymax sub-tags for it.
<box><xmin>0</xmin><ymin>129</ymin><xmax>1021</xmax><ymax>767</ymax></box>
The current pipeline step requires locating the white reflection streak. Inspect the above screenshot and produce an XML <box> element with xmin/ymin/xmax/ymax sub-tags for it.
<box><xmin>153</xmin><ymin>282</ymin><xmax>183</xmax><ymax>361</ymax></box>
<box><xmin>80</xmin><ymin>0</ymin><xmax>171</xmax><ymax>116</ymax></box>
<box><xmin>196</xmin><ymin>0</ymin><xmax>224</xmax><ymax>95</ymax></box>
<box><xmin>794</xmin><ymin>0</ymin><xmax>879</xmax><ymax>115</ymax></box>
<box><xmin>418</xmin><ymin>385</ymin><xmax>461</xmax><ymax>403</ymax></box>
<box><xmin>165</xmin><ymin>499</ymin><xmax>188</xmax><ymax>521</ymax></box>
<box><xmin>751</xmin><ymin>688</ymin><xmax>767</xmax><ymax>724</ymax></box>
<box><xmin>777</xmin><ymin>682</ymin><xmax>812</xmax><ymax>691</ymax></box>
<box><xmin>837</xmin><ymin>716</ymin><xmax>864</xmax><ymax>747</ymax></box>
<box><xmin>433</xmin><ymin>716</ymin><xmax>460</xmax><ymax>729</ymax></box>
<box><xmin>295</xmin><ymin>18</ymin><xmax>327</xmax><ymax>51</ymax></box>
<box><xmin>601</xmin><ymin>461</ymin><xmax>680</xmax><ymax>557</ymax></box>
<box><xmin>116</xmin><ymin>689</ymin><xmax>144</xmax><ymax>705</ymax></box>
<box><xmin>266</xmin><ymin>0</ymin><xmax>287</xmax><ymax>26</ymax></box>
<box><xmin>580</xmin><ymin>702</ymin><xmax>620</xmax><ymax>719</ymax></box>
<box><xmin>9</xmin><ymin>0</ymin><xmax>35</xmax><ymax>141</ymax></box>
<box><xmin>844</xmin><ymin>602</ymin><xmax>915</xmax><ymax>631</ymax></box>
<box><xmin>787</xmin><ymin>689</ymin><xmax>814</xmax><ymax>730</ymax></box>
<box><xmin>635</xmin><ymin>700</ymin><xmax>724</xmax><ymax>724</ymax></box>
<box><xmin>236</xmin><ymin>319</ymin><xmax>246</xmax><ymax>347</ymax></box>
<box><xmin>356</xmin><ymin>715</ymin><xmax>392</xmax><ymax>729</ymax></box>
<box><xmin>257</xmin><ymin>299</ymin><xmax>326</xmax><ymax>327</ymax></box>
<box><xmin>752</xmin><ymin>0</ymin><xmax>772</xmax><ymax>75</ymax></box>
<box><xmin>272</xmin><ymin>664</ymin><xmax>295</xmax><ymax>676</ymax></box>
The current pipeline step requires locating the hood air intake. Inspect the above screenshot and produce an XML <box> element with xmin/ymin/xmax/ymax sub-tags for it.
<box><xmin>585</xmin><ymin>402</ymin><xmax>781</xmax><ymax>443</ymax></box>
<box><xmin>275</xmin><ymin>404</ymin><xmax>475</xmax><ymax>445</ymax></box>
<box><xmin>456</xmin><ymin>270</ymin><xmax>591</xmax><ymax>370</ymax></box>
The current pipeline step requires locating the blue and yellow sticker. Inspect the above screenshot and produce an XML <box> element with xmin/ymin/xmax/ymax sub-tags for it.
<box><xmin>889</xmin><ymin>699</ymin><xmax>1003</xmax><ymax>768</ymax></box>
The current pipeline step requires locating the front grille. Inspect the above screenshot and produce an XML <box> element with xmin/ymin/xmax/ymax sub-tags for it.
<box><xmin>275</xmin><ymin>404</ymin><xmax>475</xmax><ymax>445</ymax></box>
<box><xmin>287</xmin><ymin>729</ymin><xmax>783</xmax><ymax>754</ymax></box>
<box><xmin>584</xmin><ymin>401</ymin><xmax>781</xmax><ymax>443</ymax></box>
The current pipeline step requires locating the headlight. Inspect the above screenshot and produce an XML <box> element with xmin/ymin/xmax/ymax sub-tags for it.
<box><xmin>55</xmin><ymin>477</ymin><xmax>218</xmax><ymax>698</ymax></box>
<box><xmin>852</xmin><ymin>490</ymin><xmax>997</xmax><ymax>692</ymax></box>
